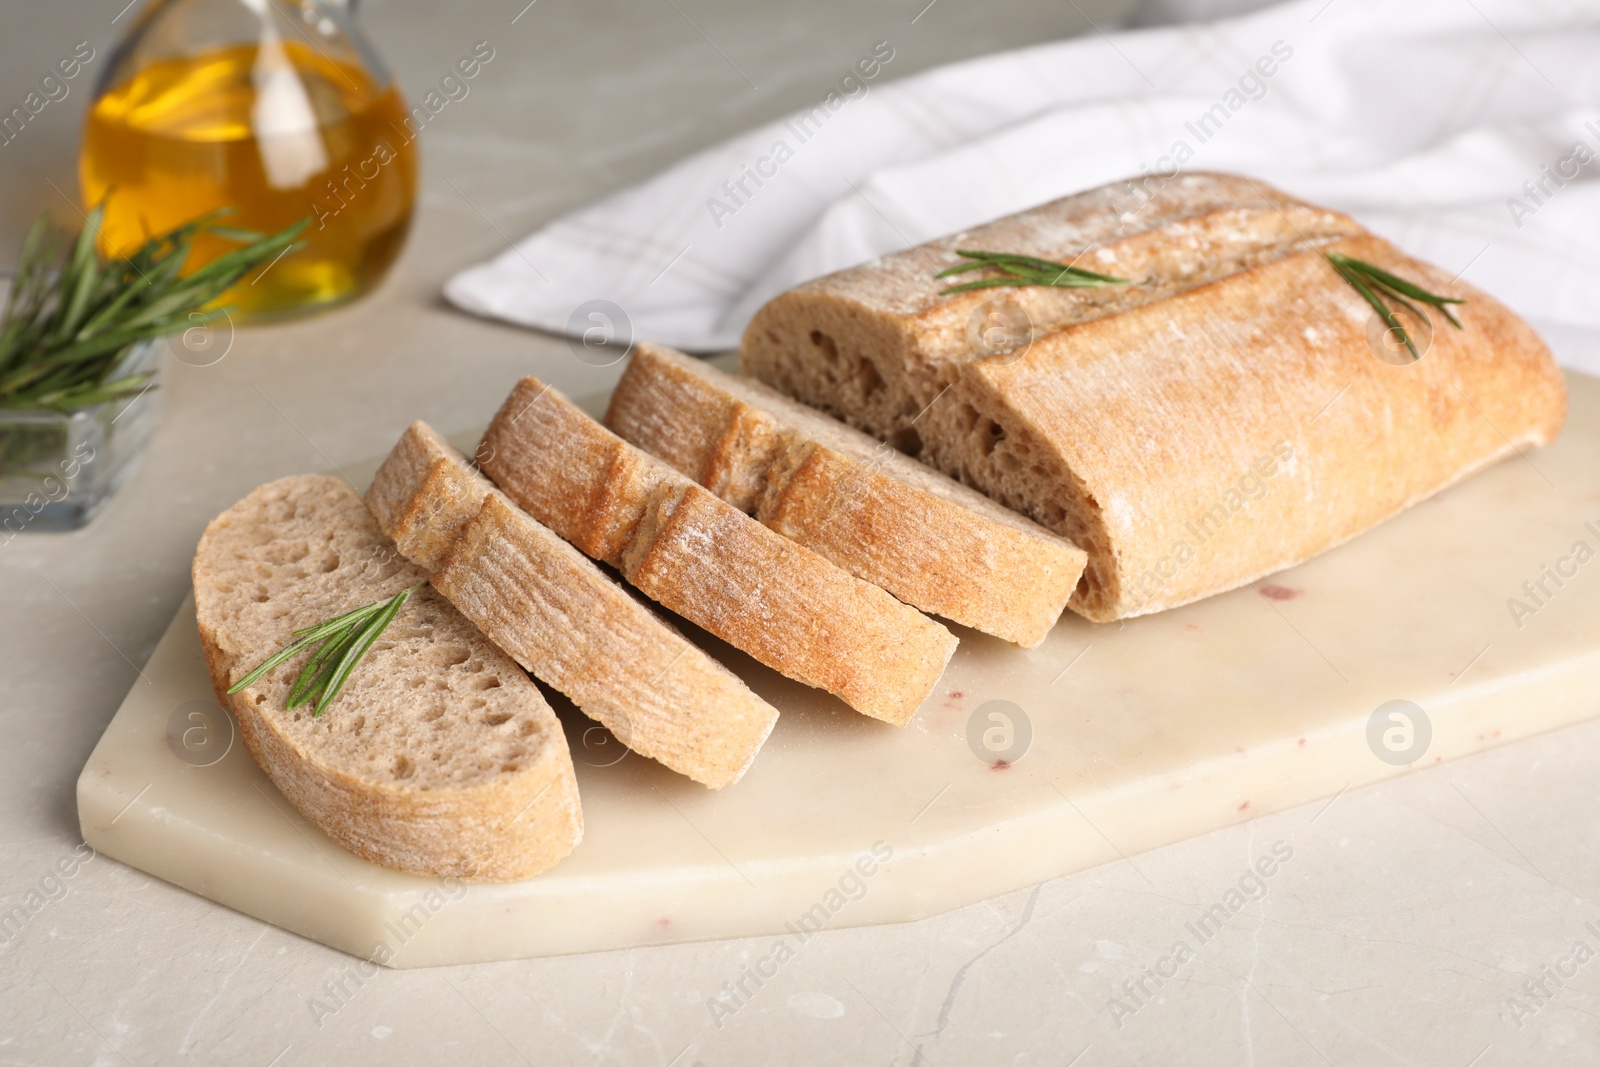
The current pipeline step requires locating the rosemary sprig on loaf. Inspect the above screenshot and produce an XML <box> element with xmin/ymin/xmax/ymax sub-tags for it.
<box><xmin>936</xmin><ymin>249</ymin><xmax>1128</xmax><ymax>295</ymax></box>
<box><xmin>1325</xmin><ymin>252</ymin><xmax>1464</xmax><ymax>361</ymax></box>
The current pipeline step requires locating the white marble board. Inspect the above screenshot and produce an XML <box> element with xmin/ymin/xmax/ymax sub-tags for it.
<box><xmin>75</xmin><ymin>374</ymin><xmax>1600</xmax><ymax>967</ymax></box>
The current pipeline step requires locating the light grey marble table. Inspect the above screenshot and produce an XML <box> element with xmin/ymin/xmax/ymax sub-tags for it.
<box><xmin>5</xmin><ymin>1</ymin><xmax>1600</xmax><ymax>1064</ymax></box>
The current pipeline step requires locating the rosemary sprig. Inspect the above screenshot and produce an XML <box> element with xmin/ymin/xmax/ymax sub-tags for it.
<box><xmin>937</xmin><ymin>249</ymin><xmax>1128</xmax><ymax>295</ymax></box>
<box><xmin>228</xmin><ymin>583</ymin><xmax>422</xmax><ymax>717</ymax></box>
<box><xmin>0</xmin><ymin>206</ymin><xmax>308</xmax><ymax>412</ymax></box>
<box><xmin>1325</xmin><ymin>252</ymin><xmax>1464</xmax><ymax>361</ymax></box>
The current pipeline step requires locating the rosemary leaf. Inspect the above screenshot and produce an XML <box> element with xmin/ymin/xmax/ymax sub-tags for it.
<box><xmin>226</xmin><ymin>588</ymin><xmax>393</xmax><ymax>697</ymax></box>
<box><xmin>75</xmin><ymin>270</ymin><xmax>155</xmax><ymax>341</ymax></box>
<box><xmin>227</xmin><ymin>631</ymin><xmax>330</xmax><ymax>695</ymax></box>
<box><xmin>1361</xmin><ymin>276</ymin><xmax>1428</xmax><ymax>330</ymax></box>
<box><xmin>14</xmin><ymin>217</ymin><xmax>49</xmax><ymax>287</ymax></box>
<box><xmin>934</xmin><ymin>260</ymin><xmax>999</xmax><ymax>278</ymax></box>
<box><xmin>313</xmin><ymin>587</ymin><xmax>415</xmax><ymax>717</ymax></box>
<box><xmin>290</xmin><ymin>595</ymin><xmax>394</xmax><ymax>638</ymax></box>
<box><xmin>1325</xmin><ymin>253</ymin><xmax>1467</xmax><ymax>362</ymax></box>
<box><xmin>954</xmin><ymin>250</ymin><xmax>1126</xmax><ymax>283</ymax></box>
<box><xmin>1332</xmin><ymin>259</ymin><xmax>1419</xmax><ymax>361</ymax></box>
<box><xmin>227</xmin><ymin>583</ymin><xmax>423</xmax><ymax>717</ymax></box>
<box><xmin>936</xmin><ymin>249</ymin><xmax>1128</xmax><ymax>296</ymax></box>
<box><xmin>32</xmin><ymin>377</ymin><xmax>151</xmax><ymax>409</ymax></box>
<box><xmin>1332</xmin><ymin>253</ymin><xmax>1465</xmax><ymax>328</ymax></box>
<box><xmin>288</xmin><ymin>626</ymin><xmax>362</xmax><ymax>708</ymax></box>
<box><xmin>51</xmin><ymin>207</ymin><xmax>104</xmax><ymax>345</ymax></box>
<box><xmin>207</xmin><ymin>225</ymin><xmax>267</xmax><ymax>243</ymax></box>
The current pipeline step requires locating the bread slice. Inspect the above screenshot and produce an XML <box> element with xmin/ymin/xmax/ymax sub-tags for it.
<box><xmin>604</xmin><ymin>343</ymin><xmax>1087</xmax><ymax>647</ymax></box>
<box><xmin>193</xmin><ymin>475</ymin><xmax>581</xmax><ymax>881</ymax></box>
<box><xmin>366</xmin><ymin>422</ymin><xmax>779</xmax><ymax>789</ymax></box>
<box><xmin>742</xmin><ymin>171</ymin><xmax>1568</xmax><ymax>620</ymax></box>
<box><xmin>478</xmin><ymin>377</ymin><xmax>958</xmax><ymax>726</ymax></box>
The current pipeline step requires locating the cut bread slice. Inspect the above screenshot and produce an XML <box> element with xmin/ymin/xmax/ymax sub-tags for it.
<box><xmin>478</xmin><ymin>377</ymin><xmax>958</xmax><ymax>726</ymax></box>
<box><xmin>366</xmin><ymin>422</ymin><xmax>779</xmax><ymax>789</ymax></box>
<box><xmin>193</xmin><ymin>474</ymin><xmax>581</xmax><ymax>881</ymax></box>
<box><xmin>605</xmin><ymin>343</ymin><xmax>1087</xmax><ymax>647</ymax></box>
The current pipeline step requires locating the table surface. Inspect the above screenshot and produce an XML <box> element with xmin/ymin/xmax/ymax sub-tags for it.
<box><xmin>7</xmin><ymin>1</ymin><xmax>1600</xmax><ymax>1065</ymax></box>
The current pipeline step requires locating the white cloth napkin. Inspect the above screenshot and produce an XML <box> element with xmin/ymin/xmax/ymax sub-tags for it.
<box><xmin>445</xmin><ymin>0</ymin><xmax>1600</xmax><ymax>359</ymax></box>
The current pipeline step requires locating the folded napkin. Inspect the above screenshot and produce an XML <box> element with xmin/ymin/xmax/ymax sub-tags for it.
<box><xmin>446</xmin><ymin>0</ymin><xmax>1600</xmax><ymax>358</ymax></box>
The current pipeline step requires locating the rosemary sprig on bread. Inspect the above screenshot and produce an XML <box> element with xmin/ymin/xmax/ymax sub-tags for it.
<box><xmin>228</xmin><ymin>582</ymin><xmax>422</xmax><ymax>717</ymax></box>
<box><xmin>1324</xmin><ymin>252</ymin><xmax>1464</xmax><ymax>361</ymax></box>
<box><xmin>936</xmin><ymin>250</ymin><xmax>1128</xmax><ymax>295</ymax></box>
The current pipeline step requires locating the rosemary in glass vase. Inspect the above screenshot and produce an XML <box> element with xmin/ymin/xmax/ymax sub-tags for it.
<box><xmin>0</xmin><ymin>206</ymin><xmax>307</xmax><ymax>409</ymax></box>
<box><xmin>0</xmin><ymin>206</ymin><xmax>306</xmax><ymax>475</ymax></box>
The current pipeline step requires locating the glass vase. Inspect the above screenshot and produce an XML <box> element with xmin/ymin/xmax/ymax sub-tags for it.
<box><xmin>0</xmin><ymin>340</ymin><xmax>161</xmax><ymax>534</ymax></box>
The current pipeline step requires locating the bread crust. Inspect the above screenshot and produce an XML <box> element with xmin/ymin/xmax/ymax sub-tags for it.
<box><xmin>368</xmin><ymin>423</ymin><xmax>779</xmax><ymax>788</ymax></box>
<box><xmin>741</xmin><ymin>172</ymin><xmax>1568</xmax><ymax>619</ymax></box>
<box><xmin>480</xmin><ymin>377</ymin><xmax>957</xmax><ymax>725</ymax></box>
<box><xmin>605</xmin><ymin>343</ymin><xmax>1086</xmax><ymax>646</ymax></box>
<box><xmin>364</xmin><ymin>424</ymin><xmax>487</xmax><ymax>571</ymax></box>
<box><xmin>193</xmin><ymin>475</ymin><xmax>582</xmax><ymax>881</ymax></box>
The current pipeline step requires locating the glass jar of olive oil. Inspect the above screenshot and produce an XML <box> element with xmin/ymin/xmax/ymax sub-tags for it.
<box><xmin>80</xmin><ymin>0</ymin><xmax>417</xmax><ymax>321</ymax></box>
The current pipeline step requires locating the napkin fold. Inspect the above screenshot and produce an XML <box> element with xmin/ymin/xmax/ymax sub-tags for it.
<box><xmin>446</xmin><ymin>0</ymin><xmax>1600</xmax><ymax>355</ymax></box>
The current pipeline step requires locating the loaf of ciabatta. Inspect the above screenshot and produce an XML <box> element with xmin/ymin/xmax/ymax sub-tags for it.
<box><xmin>742</xmin><ymin>172</ymin><xmax>1567</xmax><ymax>620</ymax></box>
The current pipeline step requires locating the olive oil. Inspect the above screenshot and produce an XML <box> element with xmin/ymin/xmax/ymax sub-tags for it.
<box><xmin>80</xmin><ymin>40</ymin><xmax>417</xmax><ymax>320</ymax></box>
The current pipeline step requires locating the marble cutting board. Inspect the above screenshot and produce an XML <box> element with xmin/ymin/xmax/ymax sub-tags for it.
<box><xmin>76</xmin><ymin>373</ymin><xmax>1600</xmax><ymax>968</ymax></box>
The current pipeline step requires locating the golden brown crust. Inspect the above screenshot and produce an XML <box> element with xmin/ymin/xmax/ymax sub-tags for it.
<box><xmin>954</xmin><ymin>233</ymin><xmax>1567</xmax><ymax>618</ymax></box>
<box><xmin>741</xmin><ymin>172</ymin><xmax>1568</xmax><ymax>620</ymax></box>
<box><xmin>744</xmin><ymin>173</ymin><xmax>1363</xmax><ymax>395</ymax></box>
<box><xmin>367</xmin><ymin>424</ymin><xmax>492</xmax><ymax>571</ymax></box>
<box><xmin>367</xmin><ymin>423</ymin><xmax>779</xmax><ymax>788</ymax></box>
<box><xmin>480</xmin><ymin>377</ymin><xmax>957</xmax><ymax>725</ymax></box>
<box><xmin>432</xmin><ymin>495</ymin><xmax>778</xmax><ymax>787</ymax></box>
<box><xmin>606</xmin><ymin>344</ymin><xmax>1086</xmax><ymax>646</ymax></box>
